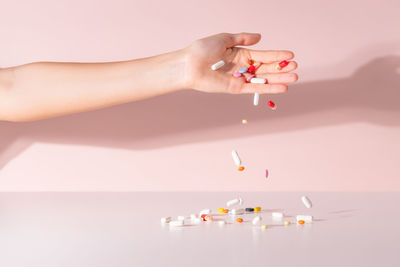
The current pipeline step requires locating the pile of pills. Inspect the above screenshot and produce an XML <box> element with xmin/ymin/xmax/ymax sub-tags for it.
<box><xmin>161</xmin><ymin>196</ymin><xmax>315</xmax><ymax>229</ymax></box>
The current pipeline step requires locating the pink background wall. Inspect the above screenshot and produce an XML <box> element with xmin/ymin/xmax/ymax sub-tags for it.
<box><xmin>0</xmin><ymin>0</ymin><xmax>399</xmax><ymax>191</ymax></box>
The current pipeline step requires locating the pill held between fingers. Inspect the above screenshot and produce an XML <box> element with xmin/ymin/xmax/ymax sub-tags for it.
<box><xmin>239</xmin><ymin>67</ymin><xmax>248</xmax><ymax>73</ymax></box>
<box><xmin>211</xmin><ymin>60</ymin><xmax>225</xmax><ymax>70</ymax></box>
<box><xmin>250</xmin><ymin>78</ymin><xmax>267</xmax><ymax>84</ymax></box>
<box><xmin>253</xmin><ymin>92</ymin><xmax>260</xmax><ymax>106</ymax></box>
<box><xmin>233</xmin><ymin>71</ymin><xmax>242</xmax><ymax>77</ymax></box>
<box><xmin>301</xmin><ymin>196</ymin><xmax>313</xmax><ymax>208</ymax></box>
<box><xmin>268</xmin><ymin>100</ymin><xmax>277</xmax><ymax>110</ymax></box>
<box><xmin>248</xmin><ymin>58</ymin><xmax>254</xmax><ymax>65</ymax></box>
<box><xmin>231</xmin><ymin>150</ymin><xmax>241</xmax><ymax>167</ymax></box>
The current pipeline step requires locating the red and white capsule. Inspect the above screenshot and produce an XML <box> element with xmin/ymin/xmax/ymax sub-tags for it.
<box><xmin>268</xmin><ymin>100</ymin><xmax>277</xmax><ymax>110</ymax></box>
<box><xmin>276</xmin><ymin>60</ymin><xmax>289</xmax><ymax>70</ymax></box>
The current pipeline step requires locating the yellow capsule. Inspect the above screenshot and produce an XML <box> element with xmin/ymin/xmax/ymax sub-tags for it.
<box><xmin>218</xmin><ymin>208</ymin><xmax>225</xmax><ymax>213</ymax></box>
<box><xmin>261</xmin><ymin>225</ymin><xmax>268</xmax><ymax>229</ymax></box>
<box><xmin>242</xmin><ymin>119</ymin><xmax>248</xmax><ymax>124</ymax></box>
<box><xmin>284</xmin><ymin>221</ymin><xmax>291</xmax><ymax>226</ymax></box>
<box><xmin>254</xmin><ymin>207</ymin><xmax>262</xmax><ymax>212</ymax></box>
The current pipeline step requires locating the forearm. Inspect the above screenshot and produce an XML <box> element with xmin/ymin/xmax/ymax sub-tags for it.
<box><xmin>0</xmin><ymin>49</ymin><xmax>187</xmax><ymax>121</ymax></box>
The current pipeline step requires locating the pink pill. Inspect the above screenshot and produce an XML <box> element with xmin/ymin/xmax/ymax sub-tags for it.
<box><xmin>265</xmin><ymin>169</ymin><xmax>269</xmax><ymax>179</ymax></box>
<box><xmin>233</xmin><ymin>72</ymin><xmax>242</xmax><ymax>77</ymax></box>
<box><xmin>246</xmin><ymin>75</ymin><xmax>255</xmax><ymax>82</ymax></box>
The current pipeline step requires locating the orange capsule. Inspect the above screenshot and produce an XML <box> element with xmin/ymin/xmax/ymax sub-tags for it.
<box><xmin>238</xmin><ymin>166</ymin><xmax>245</xmax><ymax>171</ymax></box>
<box><xmin>236</xmin><ymin>218</ymin><xmax>243</xmax><ymax>223</ymax></box>
<box><xmin>223</xmin><ymin>209</ymin><xmax>229</xmax><ymax>213</ymax></box>
<box><xmin>298</xmin><ymin>220</ymin><xmax>305</xmax><ymax>225</ymax></box>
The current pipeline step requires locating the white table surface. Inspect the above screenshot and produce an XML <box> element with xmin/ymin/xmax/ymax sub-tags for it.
<box><xmin>0</xmin><ymin>192</ymin><xmax>399</xmax><ymax>267</ymax></box>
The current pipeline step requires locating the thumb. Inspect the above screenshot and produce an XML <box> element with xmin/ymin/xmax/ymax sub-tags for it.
<box><xmin>224</xmin><ymin>32</ymin><xmax>261</xmax><ymax>47</ymax></box>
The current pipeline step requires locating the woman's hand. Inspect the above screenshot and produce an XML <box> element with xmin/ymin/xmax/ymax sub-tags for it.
<box><xmin>182</xmin><ymin>32</ymin><xmax>298</xmax><ymax>94</ymax></box>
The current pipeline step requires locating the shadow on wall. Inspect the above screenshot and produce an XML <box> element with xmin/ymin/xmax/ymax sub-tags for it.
<box><xmin>1</xmin><ymin>55</ymin><xmax>399</xmax><ymax>169</ymax></box>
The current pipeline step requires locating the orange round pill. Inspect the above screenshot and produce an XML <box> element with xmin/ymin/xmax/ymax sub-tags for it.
<box><xmin>223</xmin><ymin>209</ymin><xmax>229</xmax><ymax>213</ymax></box>
<box><xmin>236</xmin><ymin>218</ymin><xmax>243</xmax><ymax>223</ymax></box>
<box><xmin>298</xmin><ymin>220</ymin><xmax>305</xmax><ymax>224</ymax></box>
<box><xmin>238</xmin><ymin>166</ymin><xmax>245</xmax><ymax>171</ymax></box>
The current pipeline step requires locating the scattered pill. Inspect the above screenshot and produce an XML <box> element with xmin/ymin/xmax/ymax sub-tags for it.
<box><xmin>211</xmin><ymin>60</ymin><xmax>225</xmax><ymax>70</ymax></box>
<box><xmin>231</xmin><ymin>150</ymin><xmax>241</xmax><ymax>167</ymax></box>
<box><xmin>218</xmin><ymin>208</ymin><xmax>225</xmax><ymax>213</ymax></box>
<box><xmin>238</xmin><ymin>166</ymin><xmax>245</xmax><ymax>171</ymax></box>
<box><xmin>248</xmin><ymin>59</ymin><xmax>254</xmax><ymax>65</ymax></box>
<box><xmin>265</xmin><ymin>169</ymin><xmax>269</xmax><ymax>179</ymax></box>
<box><xmin>284</xmin><ymin>221</ymin><xmax>291</xmax><ymax>226</ymax></box>
<box><xmin>177</xmin><ymin>216</ymin><xmax>185</xmax><ymax>221</ymax></box>
<box><xmin>268</xmin><ymin>100</ymin><xmax>277</xmax><ymax>110</ymax></box>
<box><xmin>296</xmin><ymin>215</ymin><xmax>313</xmax><ymax>223</ymax></box>
<box><xmin>161</xmin><ymin>217</ymin><xmax>172</xmax><ymax>224</ymax></box>
<box><xmin>239</xmin><ymin>67</ymin><xmax>248</xmax><ymax>73</ymax></box>
<box><xmin>190</xmin><ymin>214</ymin><xmax>197</xmax><ymax>220</ymax></box>
<box><xmin>272</xmin><ymin>212</ymin><xmax>283</xmax><ymax>219</ymax></box>
<box><xmin>252</xmin><ymin>216</ymin><xmax>262</xmax><ymax>225</ymax></box>
<box><xmin>261</xmin><ymin>225</ymin><xmax>268</xmax><ymax>229</ymax></box>
<box><xmin>276</xmin><ymin>60</ymin><xmax>289</xmax><ymax>70</ymax></box>
<box><xmin>301</xmin><ymin>196</ymin><xmax>312</xmax><ymax>208</ymax></box>
<box><xmin>200</xmin><ymin>214</ymin><xmax>207</xmax><ymax>221</ymax></box>
<box><xmin>253</xmin><ymin>92</ymin><xmax>260</xmax><ymax>106</ymax></box>
<box><xmin>230</xmin><ymin>208</ymin><xmax>245</xmax><ymax>215</ymax></box>
<box><xmin>192</xmin><ymin>218</ymin><xmax>202</xmax><ymax>224</ymax></box>
<box><xmin>242</xmin><ymin>119</ymin><xmax>248</xmax><ymax>124</ymax></box>
<box><xmin>226</xmin><ymin>198</ymin><xmax>243</xmax><ymax>207</ymax></box>
<box><xmin>245</xmin><ymin>208</ymin><xmax>254</xmax><ymax>212</ymax></box>
<box><xmin>247</xmin><ymin>65</ymin><xmax>256</xmax><ymax>73</ymax></box>
<box><xmin>169</xmin><ymin>220</ymin><xmax>184</xmax><ymax>227</ymax></box>
<box><xmin>224</xmin><ymin>209</ymin><xmax>229</xmax><ymax>213</ymax></box>
<box><xmin>250</xmin><ymin>78</ymin><xmax>267</xmax><ymax>84</ymax></box>
<box><xmin>205</xmin><ymin>215</ymin><xmax>213</xmax><ymax>221</ymax></box>
<box><xmin>218</xmin><ymin>220</ymin><xmax>226</xmax><ymax>225</ymax></box>
<box><xmin>246</xmin><ymin>74</ymin><xmax>255</xmax><ymax>83</ymax></box>
<box><xmin>254</xmin><ymin>207</ymin><xmax>262</xmax><ymax>212</ymax></box>
<box><xmin>298</xmin><ymin>220</ymin><xmax>305</xmax><ymax>225</ymax></box>
<box><xmin>233</xmin><ymin>71</ymin><xmax>242</xmax><ymax>77</ymax></box>
<box><xmin>236</xmin><ymin>218</ymin><xmax>243</xmax><ymax>223</ymax></box>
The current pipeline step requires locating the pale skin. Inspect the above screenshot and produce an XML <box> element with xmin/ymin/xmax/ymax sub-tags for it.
<box><xmin>0</xmin><ymin>32</ymin><xmax>298</xmax><ymax>122</ymax></box>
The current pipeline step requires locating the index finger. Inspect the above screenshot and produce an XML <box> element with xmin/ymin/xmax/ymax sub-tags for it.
<box><xmin>249</xmin><ymin>50</ymin><xmax>294</xmax><ymax>63</ymax></box>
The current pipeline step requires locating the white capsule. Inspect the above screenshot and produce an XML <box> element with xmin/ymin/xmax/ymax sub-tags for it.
<box><xmin>296</xmin><ymin>215</ymin><xmax>313</xmax><ymax>223</ymax></box>
<box><xmin>190</xmin><ymin>214</ymin><xmax>197</xmax><ymax>220</ymax></box>
<box><xmin>199</xmin><ymin>209</ymin><xmax>211</xmax><ymax>215</ymax></box>
<box><xmin>272</xmin><ymin>212</ymin><xmax>284</xmax><ymax>219</ymax></box>
<box><xmin>253</xmin><ymin>92</ymin><xmax>259</xmax><ymax>106</ymax></box>
<box><xmin>250</xmin><ymin>78</ymin><xmax>266</xmax><ymax>84</ymax></box>
<box><xmin>226</xmin><ymin>197</ymin><xmax>243</xmax><ymax>207</ymax></box>
<box><xmin>211</xmin><ymin>60</ymin><xmax>225</xmax><ymax>70</ymax></box>
<box><xmin>218</xmin><ymin>220</ymin><xmax>226</xmax><ymax>226</ymax></box>
<box><xmin>177</xmin><ymin>216</ymin><xmax>185</xmax><ymax>221</ymax></box>
<box><xmin>252</xmin><ymin>216</ymin><xmax>262</xmax><ymax>225</ymax></box>
<box><xmin>169</xmin><ymin>220</ymin><xmax>184</xmax><ymax>227</ymax></box>
<box><xmin>231</xmin><ymin>150</ymin><xmax>241</xmax><ymax>167</ymax></box>
<box><xmin>301</xmin><ymin>196</ymin><xmax>312</xmax><ymax>208</ymax></box>
<box><xmin>160</xmin><ymin>217</ymin><xmax>172</xmax><ymax>224</ymax></box>
<box><xmin>231</xmin><ymin>208</ymin><xmax>245</xmax><ymax>215</ymax></box>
